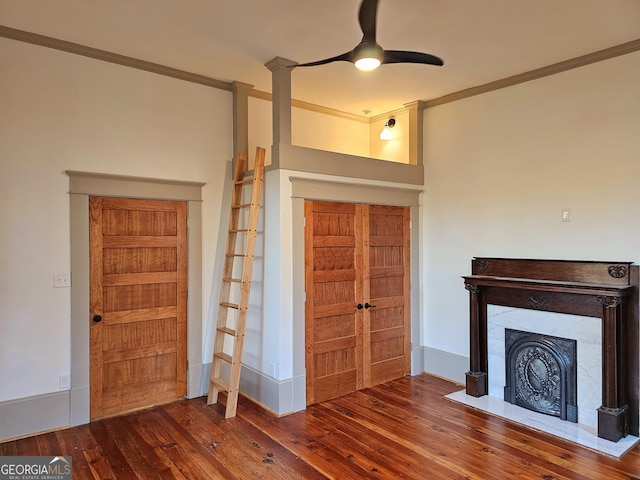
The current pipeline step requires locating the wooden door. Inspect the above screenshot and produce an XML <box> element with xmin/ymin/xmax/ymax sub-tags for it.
<box><xmin>366</xmin><ymin>205</ymin><xmax>411</xmax><ymax>386</ymax></box>
<box><xmin>305</xmin><ymin>201</ymin><xmax>410</xmax><ymax>405</ymax></box>
<box><xmin>89</xmin><ymin>197</ymin><xmax>187</xmax><ymax>419</ymax></box>
<box><xmin>305</xmin><ymin>201</ymin><xmax>364</xmax><ymax>405</ymax></box>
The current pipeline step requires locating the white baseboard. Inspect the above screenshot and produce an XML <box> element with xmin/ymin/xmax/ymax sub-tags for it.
<box><xmin>0</xmin><ymin>391</ymin><xmax>70</xmax><ymax>442</ymax></box>
<box><xmin>422</xmin><ymin>346</ymin><xmax>468</xmax><ymax>385</ymax></box>
<box><xmin>200</xmin><ymin>362</ymin><xmax>305</xmax><ymax>415</ymax></box>
<box><xmin>188</xmin><ymin>362</ymin><xmax>203</xmax><ymax>399</ymax></box>
<box><xmin>70</xmin><ymin>386</ymin><xmax>89</xmax><ymax>427</ymax></box>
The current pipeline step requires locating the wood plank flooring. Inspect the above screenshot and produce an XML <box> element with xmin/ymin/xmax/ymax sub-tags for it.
<box><xmin>2</xmin><ymin>374</ymin><xmax>639</xmax><ymax>479</ymax></box>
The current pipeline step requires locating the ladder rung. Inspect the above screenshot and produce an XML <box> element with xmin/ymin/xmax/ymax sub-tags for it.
<box><xmin>223</xmin><ymin>277</ymin><xmax>242</xmax><ymax>283</ymax></box>
<box><xmin>232</xmin><ymin>203</ymin><xmax>251</xmax><ymax>209</ymax></box>
<box><xmin>214</xmin><ymin>352</ymin><xmax>233</xmax><ymax>364</ymax></box>
<box><xmin>230</xmin><ymin>229</ymin><xmax>248</xmax><ymax>233</ymax></box>
<box><xmin>234</xmin><ymin>178</ymin><xmax>253</xmax><ymax>185</ymax></box>
<box><xmin>220</xmin><ymin>302</ymin><xmax>239</xmax><ymax>309</ymax></box>
<box><xmin>226</xmin><ymin>253</ymin><xmax>245</xmax><ymax>258</ymax></box>
<box><xmin>211</xmin><ymin>377</ymin><xmax>229</xmax><ymax>392</ymax></box>
<box><xmin>217</xmin><ymin>326</ymin><xmax>236</xmax><ymax>336</ymax></box>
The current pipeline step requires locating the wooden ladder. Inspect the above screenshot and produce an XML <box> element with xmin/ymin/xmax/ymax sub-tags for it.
<box><xmin>207</xmin><ymin>146</ymin><xmax>266</xmax><ymax>418</ymax></box>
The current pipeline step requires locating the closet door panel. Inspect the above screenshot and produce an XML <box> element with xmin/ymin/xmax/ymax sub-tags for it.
<box><xmin>365</xmin><ymin>205</ymin><xmax>411</xmax><ymax>386</ymax></box>
<box><xmin>305</xmin><ymin>201</ymin><xmax>364</xmax><ymax>404</ymax></box>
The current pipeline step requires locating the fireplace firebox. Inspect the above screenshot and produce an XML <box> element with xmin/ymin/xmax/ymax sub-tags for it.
<box><xmin>504</xmin><ymin>329</ymin><xmax>577</xmax><ymax>423</ymax></box>
<box><xmin>463</xmin><ymin>258</ymin><xmax>639</xmax><ymax>442</ymax></box>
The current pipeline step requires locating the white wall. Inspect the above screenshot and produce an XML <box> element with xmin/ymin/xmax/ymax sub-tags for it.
<box><xmin>0</xmin><ymin>38</ymin><xmax>232</xmax><ymax>403</ymax></box>
<box><xmin>422</xmin><ymin>51</ymin><xmax>640</xmax><ymax>362</ymax></box>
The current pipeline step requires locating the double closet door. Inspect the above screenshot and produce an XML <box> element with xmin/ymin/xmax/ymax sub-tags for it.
<box><xmin>305</xmin><ymin>200</ymin><xmax>411</xmax><ymax>405</ymax></box>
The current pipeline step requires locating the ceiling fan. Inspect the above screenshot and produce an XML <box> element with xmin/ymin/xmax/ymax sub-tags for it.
<box><xmin>297</xmin><ymin>0</ymin><xmax>444</xmax><ymax>71</ymax></box>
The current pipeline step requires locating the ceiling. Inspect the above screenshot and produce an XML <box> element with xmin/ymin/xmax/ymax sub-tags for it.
<box><xmin>1</xmin><ymin>0</ymin><xmax>639</xmax><ymax>116</ymax></box>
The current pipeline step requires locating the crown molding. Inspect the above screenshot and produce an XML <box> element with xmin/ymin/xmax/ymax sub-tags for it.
<box><xmin>0</xmin><ymin>25</ymin><xmax>233</xmax><ymax>91</ymax></box>
<box><xmin>424</xmin><ymin>39</ymin><xmax>640</xmax><ymax>108</ymax></box>
<box><xmin>370</xmin><ymin>106</ymin><xmax>409</xmax><ymax>124</ymax></box>
<box><xmin>249</xmin><ymin>89</ymin><xmax>369</xmax><ymax>123</ymax></box>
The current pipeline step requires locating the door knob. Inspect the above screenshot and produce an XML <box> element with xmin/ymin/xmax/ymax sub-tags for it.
<box><xmin>92</xmin><ymin>314</ymin><xmax>102</xmax><ymax>323</ymax></box>
<box><xmin>356</xmin><ymin>303</ymin><xmax>364</xmax><ymax>310</ymax></box>
<box><xmin>364</xmin><ymin>303</ymin><xmax>376</xmax><ymax>309</ymax></box>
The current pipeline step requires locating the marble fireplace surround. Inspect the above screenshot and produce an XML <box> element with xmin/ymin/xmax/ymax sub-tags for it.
<box><xmin>489</xmin><ymin>307</ymin><xmax>594</xmax><ymax>427</ymax></box>
<box><xmin>462</xmin><ymin>258</ymin><xmax>639</xmax><ymax>443</ymax></box>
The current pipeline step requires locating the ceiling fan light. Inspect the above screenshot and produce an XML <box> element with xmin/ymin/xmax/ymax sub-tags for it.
<box><xmin>355</xmin><ymin>57</ymin><xmax>381</xmax><ymax>71</ymax></box>
<box><xmin>353</xmin><ymin>41</ymin><xmax>383</xmax><ymax>71</ymax></box>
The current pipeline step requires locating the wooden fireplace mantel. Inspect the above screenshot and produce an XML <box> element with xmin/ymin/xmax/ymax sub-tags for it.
<box><xmin>462</xmin><ymin>258</ymin><xmax>639</xmax><ymax>442</ymax></box>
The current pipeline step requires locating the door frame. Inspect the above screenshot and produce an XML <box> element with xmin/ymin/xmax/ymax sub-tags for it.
<box><xmin>67</xmin><ymin>170</ymin><xmax>205</xmax><ymax>426</ymax></box>
<box><xmin>289</xmin><ymin>177</ymin><xmax>422</xmax><ymax>412</ymax></box>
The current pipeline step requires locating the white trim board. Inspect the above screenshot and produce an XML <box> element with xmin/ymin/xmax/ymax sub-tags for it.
<box><xmin>446</xmin><ymin>390</ymin><xmax>639</xmax><ymax>458</ymax></box>
<box><xmin>0</xmin><ymin>391</ymin><xmax>69</xmax><ymax>442</ymax></box>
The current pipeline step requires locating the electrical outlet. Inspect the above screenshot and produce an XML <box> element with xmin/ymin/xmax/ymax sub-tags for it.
<box><xmin>59</xmin><ymin>373</ymin><xmax>70</xmax><ymax>389</ymax></box>
<box><xmin>270</xmin><ymin>362</ymin><xmax>276</xmax><ymax>377</ymax></box>
<box><xmin>561</xmin><ymin>208</ymin><xmax>572</xmax><ymax>222</ymax></box>
<box><xmin>53</xmin><ymin>273</ymin><xmax>71</xmax><ymax>288</ymax></box>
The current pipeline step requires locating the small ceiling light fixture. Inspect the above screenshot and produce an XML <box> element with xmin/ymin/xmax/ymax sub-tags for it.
<box><xmin>379</xmin><ymin>118</ymin><xmax>395</xmax><ymax>140</ymax></box>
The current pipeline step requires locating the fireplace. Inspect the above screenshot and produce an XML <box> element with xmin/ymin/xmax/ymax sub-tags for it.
<box><xmin>462</xmin><ymin>258</ymin><xmax>639</xmax><ymax>442</ymax></box>
<box><xmin>504</xmin><ymin>329</ymin><xmax>577</xmax><ymax>423</ymax></box>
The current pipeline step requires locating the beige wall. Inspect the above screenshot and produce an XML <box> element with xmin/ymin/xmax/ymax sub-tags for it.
<box><xmin>249</xmin><ymin>96</ymin><xmax>412</xmax><ymax>165</ymax></box>
<box><xmin>293</xmin><ymin>106</ymin><xmax>370</xmax><ymax>158</ymax></box>
<box><xmin>249</xmin><ymin>96</ymin><xmax>370</xmax><ymax>164</ymax></box>
<box><xmin>421</xmin><ymin>51</ymin><xmax>640</xmax><ymax>360</ymax></box>
<box><xmin>0</xmin><ymin>37</ymin><xmax>233</xmax><ymax>404</ymax></box>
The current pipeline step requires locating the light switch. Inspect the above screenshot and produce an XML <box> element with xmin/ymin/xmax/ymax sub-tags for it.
<box><xmin>562</xmin><ymin>208</ymin><xmax>572</xmax><ymax>222</ymax></box>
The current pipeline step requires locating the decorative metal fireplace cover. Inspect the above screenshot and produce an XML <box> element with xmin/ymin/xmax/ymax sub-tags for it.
<box><xmin>504</xmin><ymin>329</ymin><xmax>578</xmax><ymax>423</ymax></box>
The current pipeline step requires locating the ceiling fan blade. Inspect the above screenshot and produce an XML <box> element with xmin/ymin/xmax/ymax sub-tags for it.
<box><xmin>297</xmin><ymin>0</ymin><xmax>444</xmax><ymax>70</ymax></box>
<box><xmin>382</xmin><ymin>50</ymin><xmax>444</xmax><ymax>66</ymax></box>
<box><xmin>358</xmin><ymin>0</ymin><xmax>379</xmax><ymax>42</ymax></box>
<box><xmin>297</xmin><ymin>51</ymin><xmax>354</xmax><ymax>67</ymax></box>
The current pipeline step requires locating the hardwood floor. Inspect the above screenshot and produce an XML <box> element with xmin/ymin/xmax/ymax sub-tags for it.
<box><xmin>2</xmin><ymin>374</ymin><xmax>639</xmax><ymax>479</ymax></box>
